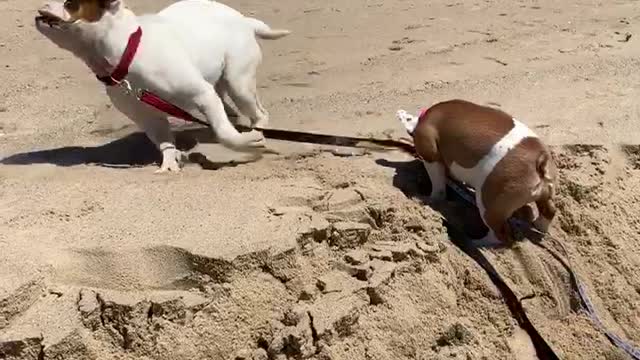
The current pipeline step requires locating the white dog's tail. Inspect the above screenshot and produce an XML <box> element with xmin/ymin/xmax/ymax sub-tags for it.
<box><xmin>246</xmin><ymin>17</ymin><xmax>291</xmax><ymax>40</ymax></box>
<box><xmin>396</xmin><ymin>109</ymin><xmax>420</xmax><ymax>135</ymax></box>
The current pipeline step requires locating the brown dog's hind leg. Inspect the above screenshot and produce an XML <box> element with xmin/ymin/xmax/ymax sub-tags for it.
<box><xmin>475</xmin><ymin>201</ymin><xmax>514</xmax><ymax>245</ymax></box>
<box><xmin>476</xmin><ymin>184</ymin><xmax>535</xmax><ymax>245</ymax></box>
<box><xmin>414</xmin><ymin>125</ymin><xmax>446</xmax><ymax>201</ymax></box>
<box><xmin>422</xmin><ymin>161</ymin><xmax>447</xmax><ymax>201</ymax></box>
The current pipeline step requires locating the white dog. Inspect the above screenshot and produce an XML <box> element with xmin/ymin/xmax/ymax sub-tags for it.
<box><xmin>35</xmin><ymin>0</ymin><xmax>290</xmax><ymax>172</ymax></box>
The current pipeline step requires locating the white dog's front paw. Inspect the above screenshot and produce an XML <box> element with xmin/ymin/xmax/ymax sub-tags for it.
<box><xmin>155</xmin><ymin>164</ymin><xmax>181</xmax><ymax>173</ymax></box>
<box><xmin>155</xmin><ymin>146</ymin><xmax>183</xmax><ymax>174</ymax></box>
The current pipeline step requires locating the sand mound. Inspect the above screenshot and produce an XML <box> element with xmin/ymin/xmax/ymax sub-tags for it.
<box><xmin>1</xmin><ymin>145</ymin><xmax>639</xmax><ymax>359</ymax></box>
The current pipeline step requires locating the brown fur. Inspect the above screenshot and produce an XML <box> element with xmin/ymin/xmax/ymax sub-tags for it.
<box><xmin>412</xmin><ymin>99</ymin><xmax>558</xmax><ymax>243</ymax></box>
<box><xmin>64</xmin><ymin>0</ymin><xmax>106</xmax><ymax>23</ymax></box>
<box><xmin>481</xmin><ymin>137</ymin><xmax>557</xmax><ymax>242</ymax></box>
<box><xmin>414</xmin><ymin>99</ymin><xmax>514</xmax><ymax>168</ymax></box>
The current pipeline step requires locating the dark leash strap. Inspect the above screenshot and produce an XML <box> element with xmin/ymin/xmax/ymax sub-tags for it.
<box><xmin>530</xmin><ymin>230</ymin><xmax>640</xmax><ymax>360</ymax></box>
<box><xmin>444</xmin><ymin>180</ymin><xmax>560</xmax><ymax>359</ymax></box>
<box><xmin>452</xmin><ymin>238</ymin><xmax>560</xmax><ymax>359</ymax></box>
<box><xmin>140</xmin><ymin>90</ymin><xmax>418</xmax><ymax>153</ymax></box>
<box><xmin>160</xmin><ymin>92</ymin><xmax>639</xmax><ymax>358</ymax></box>
<box><xmin>239</xmin><ymin>126</ymin><xmax>417</xmax><ymax>153</ymax></box>
<box><xmin>447</xmin><ymin>179</ymin><xmax>640</xmax><ymax>360</ymax></box>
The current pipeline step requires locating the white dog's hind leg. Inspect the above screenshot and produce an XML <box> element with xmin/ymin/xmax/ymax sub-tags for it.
<box><xmin>473</xmin><ymin>190</ymin><xmax>503</xmax><ymax>246</ymax></box>
<box><xmin>194</xmin><ymin>86</ymin><xmax>265</xmax><ymax>150</ymax></box>
<box><xmin>227</xmin><ymin>72</ymin><xmax>269</xmax><ymax>128</ymax></box>
<box><xmin>215</xmin><ymin>80</ymin><xmax>239</xmax><ymax>120</ymax></box>
<box><xmin>253</xmin><ymin>95</ymin><xmax>269</xmax><ymax>128</ymax></box>
<box><xmin>224</xmin><ymin>46</ymin><xmax>270</xmax><ymax>128</ymax></box>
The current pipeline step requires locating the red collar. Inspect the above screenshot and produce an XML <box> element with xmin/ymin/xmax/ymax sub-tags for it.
<box><xmin>97</xmin><ymin>26</ymin><xmax>143</xmax><ymax>86</ymax></box>
<box><xmin>417</xmin><ymin>107</ymin><xmax>430</xmax><ymax>122</ymax></box>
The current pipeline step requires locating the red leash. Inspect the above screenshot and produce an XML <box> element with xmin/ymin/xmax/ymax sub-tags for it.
<box><xmin>137</xmin><ymin>90</ymin><xmax>210</xmax><ymax>128</ymax></box>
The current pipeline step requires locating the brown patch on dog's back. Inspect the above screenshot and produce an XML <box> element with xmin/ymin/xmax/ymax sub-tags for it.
<box><xmin>415</xmin><ymin>99</ymin><xmax>515</xmax><ymax>169</ymax></box>
<box><xmin>64</xmin><ymin>0</ymin><xmax>106</xmax><ymax>22</ymax></box>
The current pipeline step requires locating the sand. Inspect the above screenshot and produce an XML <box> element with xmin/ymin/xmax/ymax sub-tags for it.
<box><xmin>1</xmin><ymin>0</ymin><xmax>639</xmax><ymax>359</ymax></box>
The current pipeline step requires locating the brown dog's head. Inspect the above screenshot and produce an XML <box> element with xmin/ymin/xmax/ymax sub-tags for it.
<box><xmin>35</xmin><ymin>0</ymin><xmax>125</xmax><ymax>54</ymax></box>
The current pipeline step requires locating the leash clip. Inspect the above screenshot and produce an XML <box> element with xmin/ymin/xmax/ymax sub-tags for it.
<box><xmin>118</xmin><ymin>79</ymin><xmax>144</xmax><ymax>100</ymax></box>
<box><xmin>119</xmin><ymin>79</ymin><xmax>133</xmax><ymax>95</ymax></box>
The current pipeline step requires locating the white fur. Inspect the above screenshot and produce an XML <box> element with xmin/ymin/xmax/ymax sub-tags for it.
<box><xmin>35</xmin><ymin>0</ymin><xmax>290</xmax><ymax>172</ymax></box>
<box><xmin>423</xmin><ymin>161</ymin><xmax>447</xmax><ymax>201</ymax></box>
<box><xmin>396</xmin><ymin>109</ymin><xmax>419</xmax><ymax>134</ymax></box>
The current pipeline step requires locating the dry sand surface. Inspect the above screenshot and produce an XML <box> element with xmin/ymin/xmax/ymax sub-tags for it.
<box><xmin>1</xmin><ymin>0</ymin><xmax>640</xmax><ymax>359</ymax></box>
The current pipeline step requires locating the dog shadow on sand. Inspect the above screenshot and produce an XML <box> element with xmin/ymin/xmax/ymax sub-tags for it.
<box><xmin>0</xmin><ymin>127</ymin><xmax>259</xmax><ymax>171</ymax></box>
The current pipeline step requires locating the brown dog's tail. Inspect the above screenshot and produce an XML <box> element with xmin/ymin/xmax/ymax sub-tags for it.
<box><xmin>247</xmin><ymin>17</ymin><xmax>291</xmax><ymax>40</ymax></box>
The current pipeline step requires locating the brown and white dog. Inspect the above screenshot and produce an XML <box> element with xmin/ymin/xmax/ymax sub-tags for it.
<box><xmin>396</xmin><ymin>99</ymin><xmax>557</xmax><ymax>244</ymax></box>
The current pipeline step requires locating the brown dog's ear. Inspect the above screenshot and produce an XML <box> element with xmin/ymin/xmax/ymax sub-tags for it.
<box><xmin>99</xmin><ymin>0</ymin><xmax>122</xmax><ymax>11</ymax></box>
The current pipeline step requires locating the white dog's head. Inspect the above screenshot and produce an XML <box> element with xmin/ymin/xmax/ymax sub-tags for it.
<box><xmin>35</xmin><ymin>0</ymin><xmax>126</xmax><ymax>57</ymax></box>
